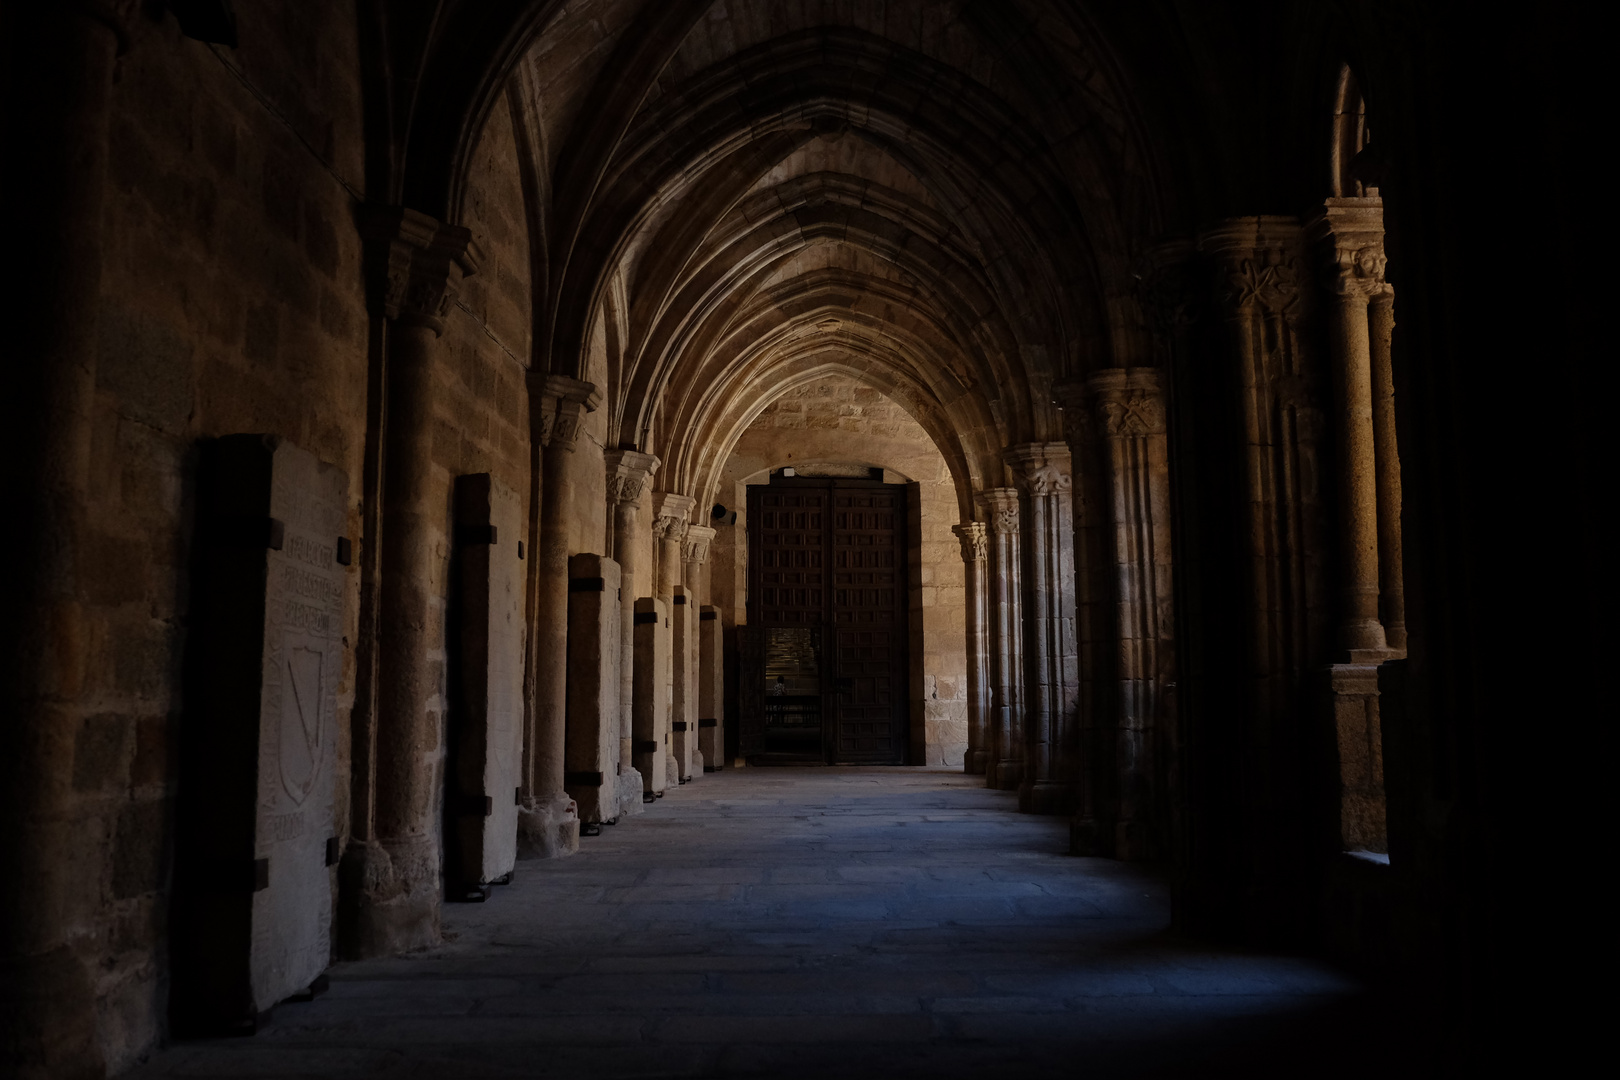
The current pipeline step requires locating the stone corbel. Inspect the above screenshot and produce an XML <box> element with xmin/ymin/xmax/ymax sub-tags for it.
<box><xmin>605</xmin><ymin>449</ymin><xmax>660</xmax><ymax>506</ymax></box>
<box><xmin>534</xmin><ymin>374</ymin><xmax>602</xmax><ymax>451</ymax></box>
<box><xmin>362</xmin><ymin>206</ymin><xmax>481</xmax><ymax>336</ymax></box>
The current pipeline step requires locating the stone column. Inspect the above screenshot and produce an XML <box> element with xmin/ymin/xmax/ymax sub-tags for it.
<box><xmin>1090</xmin><ymin>370</ymin><xmax>1175</xmax><ymax>860</ymax></box>
<box><xmin>0</xmin><ymin>6</ymin><xmax>131</xmax><ymax>1073</ymax></box>
<box><xmin>652</xmin><ymin>493</ymin><xmax>695</xmax><ymax>788</ymax></box>
<box><xmin>520</xmin><ymin>376</ymin><xmax>599</xmax><ymax>854</ymax></box>
<box><xmin>1006</xmin><ymin>445</ymin><xmax>1079</xmax><ymax>815</ymax></box>
<box><xmin>953</xmin><ymin>523</ymin><xmax>991</xmax><ymax>776</ymax></box>
<box><xmin>979</xmin><ymin>489</ymin><xmax>1024</xmax><ymax>791</ymax></box>
<box><xmin>357</xmin><ymin>208</ymin><xmax>478</xmax><ymax>955</ymax></box>
<box><xmin>680</xmin><ymin>526</ymin><xmax>716</xmax><ymax>778</ymax></box>
<box><xmin>1312</xmin><ymin>200</ymin><xmax>1390</xmax><ymax>660</ymax></box>
<box><xmin>604</xmin><ymin>449</ymin><xmax>658</xmax><ymax>815</ymax></box>
<box><xmin>1369</xmin><ymin>289</ymin><xmax>1406</xmax><ymax>652</ymax></box>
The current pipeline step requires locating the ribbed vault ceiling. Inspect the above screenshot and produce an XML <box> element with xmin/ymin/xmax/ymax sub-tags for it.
<box><xmin>493</xmin><ymin>0</ymin><xmax>1164</xmax><ymax>516</ymax></box>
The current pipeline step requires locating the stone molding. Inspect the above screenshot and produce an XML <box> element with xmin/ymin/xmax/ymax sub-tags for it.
<box><xmin>1005</xmin><ymin>443</ymin><xmax>1072</xmax><ymax>497</ymax></box>
<box><xmin>952</xmin><ymin>522</ymin><xmax>988</xmax><ymax>563</ymax></box>
<box><xmin>362</xmin><ymin>206</ymin><xmax>481</xmax><ymax>336</ymax></box>
<box><xmin>980</xmin><ymin>488</ymin><xmax>1020</xmax><ymax>534</ymax></box>
<box><xmin>534</xmin><ymin>375</ymin><xmax>601</xmax><ymax>451</ymax></box>
<box><xmin>1309</xmin><ymin>198</ymin><xmax>1390</xmax><ymax>302</ymax></box>
<box><xmin>1088</xmin><ymin>370</ymin><xmax>1166</xmax><ymax>437</ymax></box>
<box><xmin>1197</xmin><ymin>216</ymin><xmax>1305</xmax><ymax>318</ymax></box>
<box><xmin>683</xmin><ymin>525</ymin><xmax>717</xmax><ymax>565</ymax></box>
<box><xmin>605</xmin><ymin>449</ymin><xmax>660</xmax><ymax>505</ymax></box>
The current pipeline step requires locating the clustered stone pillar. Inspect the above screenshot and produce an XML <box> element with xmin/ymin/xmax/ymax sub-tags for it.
<box><xmin>979</xmin><ymin>488</ymin><xmax>1024</xmax><ymax>791</ymax></box>
<box><xmin>1313</xmin><ymin>200</ymin><xmax>1392</xmax><ymax>660</ymax></box>
<box><xmin>604</xmin><ymin>449</ymin><xmax>658</xmax><ymax>815</ymax></box>
<box><xmin>1</xmin><ymin>8</ymin><xmax>134</xmax><ymax>1071</ymax></box>
<box><xmin>1089</xmin><ymin>370</ymin><xmax>1175</xmax><ymax>859</ymax></box>
<box><xmin>356</xmin><ymin>208</ymin><xmax>478</xmax><ymax>955</ymax></box>
<box><xmin>520</xmin><ymin>375</ymin><xmax>599</xmax><ymax>854</ymax></box>
<box><xmin>953</xmin><ymin>523</ymin><xmax>991</xmax><ymax>776</ymax></box>
<box><xmin>1006</xmin><ymin>445</ymin><xmax>1079</xmax><ymax>815</ymax></box>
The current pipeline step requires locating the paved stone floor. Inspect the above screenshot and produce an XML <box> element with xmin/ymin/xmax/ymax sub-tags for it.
<box><xmin>134</xmin><ymin>768</ymin><xmax>1416</xmax><ymax>1078</ymax></box>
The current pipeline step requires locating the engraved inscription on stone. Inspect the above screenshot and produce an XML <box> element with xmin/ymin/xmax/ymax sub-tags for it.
<box><xmin>251</xmin><ymin>437</ymin><xmax>347</xmax><ymax>1011</ymax></box>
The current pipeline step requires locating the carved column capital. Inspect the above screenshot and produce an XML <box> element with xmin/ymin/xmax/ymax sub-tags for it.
<box><xmin>1197</xmin><ymin>216</ymin><xmax>1306</xmax><ymax>318</ymax></box>
<box><xmin>362</xmin><ymin>206</ymin><xmax>481</xmax><ymax>336</ymax></box>
<box><xmin>604</xmin><ymin>449</ymin><xmax>660</xmax><ymax>505</ymax></box>
<box><xmin>652</xmin><ymin>492</ymin><xmax>696</xmax><ymax>540</ymax></box>
<box><xmin>1088</xmin><ymin>369</ymin><xmax>1166</xmax><ymax>437</ymax></box>
<box><xmin>532</xmin><ymin>374</ymin><xmax>601</xmax><ymax>451</ymax></box>
<box><xmin>1005</xmin><ymin>443</ymin><xmax>1073</xmax><ymax>497</ymax></box>
<box><xmin>1310</xmin><ymin>198</ymin><xmax>1390</xmax><ymax>302</ymax></box>
<box><xmin>683</xmin><ymin>525</ymin><xmax>717</xmax><ymax>565</ymax></box>
<box><xmin>952</xmin><ymin>522</ymin><xmax>989</xmax><ymax>564</ymax></box>
<box><xmin>979</xmin><ymin>488</ymin><xmax>1021</xmax><ymax>534</ymax></box>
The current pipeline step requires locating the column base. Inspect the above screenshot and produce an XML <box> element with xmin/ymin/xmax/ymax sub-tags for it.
<box><xmin>516</xmin><ymin>794</ymin><xmax>580</xmax><ymax>860</ymax></box>
<box><xmin>0</xmin><ymin>944</ymin><xmax>105</xmax><ymax>1079</ymax></box>
<box><xmin>1320</xmin><ymin>663</ymin><xmax>1387</xmax><ymax>852</ymax></box>
<box><xmin>1114</xmin><ymin>817</ymin><xmax>1157</xmax><ymax>862</ymax></box>
<box><xmin>337</xmin><ymin>838</ymin><xmax>441</xmax><ymax>959</ymax></box>
<box><xmin>1070</xmin><ymin>815</ymin><xmax>1112</xmax><ymax>856</ymax></box>
<box><xmin>964</xmin><ymin>750</ymin><xmax>989</xmax><ymax>775</ymax></box>
<box><xmin>987</xmin><ymin>760</ymin><xmax>1021</xmax><ymax>791</ymax></box>
<box><xmin>1018</xmin><ymin>780</ymin><xmax>1075</xmax><ymax>816</ymax></box>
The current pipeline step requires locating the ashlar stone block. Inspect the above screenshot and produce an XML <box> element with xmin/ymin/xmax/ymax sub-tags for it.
<box><xmin>565</xmin><ymin>553</ymin><xmax>622</xmax><ymax>823</ymax></box>
<box><xmin>672</xmin><ymin>586</ymin><xmax>698</xmax><ymax>782</ymax></box>
<box><xmin>173</xmin><ymin>435</ymin><xmax>347</xmax><ymax>1032</ymax></box>
<box><xmin>698</xmin><ymin>605</ymin><xmax>725</xmax><ymax>771</ymax></box>
<box><xmin>632</xmin><ymin>596</ymin><xmax>671</xmax><ymax>795</ymax></box>
<box><xmin>449</xmin><ymin>474</ymin><xmax>525</xmax><ymax>889</ymax></box>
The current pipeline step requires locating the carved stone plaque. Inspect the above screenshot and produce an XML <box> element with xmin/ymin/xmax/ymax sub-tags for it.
<box><xmin>452</xmin><ymin>474</ymin><xmax>525</xmax><ymax>886</ymax></box>
<box><xmin>174</xmin><ymin>435</ymin><xmax>347</xmax><ymax>1031</ymax></box>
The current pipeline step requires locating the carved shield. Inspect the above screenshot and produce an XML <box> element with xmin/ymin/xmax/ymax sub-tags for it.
<box><xmin>281</xmin><ymin>645</ymin><xmax>324</xmax><ymax>804</ymax></box>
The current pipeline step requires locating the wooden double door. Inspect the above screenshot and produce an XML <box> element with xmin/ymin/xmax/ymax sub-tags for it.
<box><xmin>742</xmin><ymin>478</ymin><xmax>909</xmax><ymax>764</ymax></box>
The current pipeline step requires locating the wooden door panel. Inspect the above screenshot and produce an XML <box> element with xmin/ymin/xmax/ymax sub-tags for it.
<box><xmin>747</xmin><ymin>480</ymin><xmax>907</xmax><ymax>764</ymax></box>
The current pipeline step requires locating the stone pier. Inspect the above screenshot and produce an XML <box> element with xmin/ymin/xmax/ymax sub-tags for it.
<box><xmin>698</xmin><ymin>605</ymin><xmax>725</xmax><ymax>771</ymax></box>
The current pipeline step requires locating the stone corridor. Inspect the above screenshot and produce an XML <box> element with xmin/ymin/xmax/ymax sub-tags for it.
<box><xmin>133</xmin><ymin>769</ymin><xmax>1410</xmax><ymax>1079</ymax></box>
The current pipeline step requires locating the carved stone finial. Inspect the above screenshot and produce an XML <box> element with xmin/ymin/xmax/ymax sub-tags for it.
<box><xmin>952</xmin><ymin>522</ymin><xmax>988</xmax><ymax>563</ymax></box>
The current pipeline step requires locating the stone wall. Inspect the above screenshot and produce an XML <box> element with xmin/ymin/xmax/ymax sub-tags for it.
<box><xmin>75</xmin><ymin>8</ymin><xmax>535</xmax><ymax>1069</ymax></box>
<box><xmin>88</xmin><ymin>7</ymin><xmax>369</xmax><ymax>1069</ymax></box>
<box><xmin>716</xmin><ymin>375</ymin><xmax>968</xmax><ymax>766</ymax></box>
